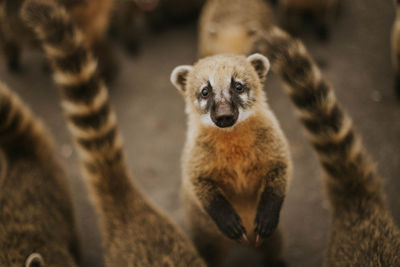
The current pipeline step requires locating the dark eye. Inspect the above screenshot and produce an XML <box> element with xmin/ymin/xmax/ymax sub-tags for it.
<box><xmin>201</xmin><ymin>87</ymin><xmax>210</xmax><ymax>97</ymax></box>
<box><xmin>234</xmin><ymin>82</ymin><xmax>244</xmax><ymax>93</ymax></box>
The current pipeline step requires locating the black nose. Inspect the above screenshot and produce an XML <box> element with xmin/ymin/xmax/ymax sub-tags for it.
<box><xmin>215</xmin><ymin>115</ymin><xmax>235</xmax><ymax>128</ymax></box>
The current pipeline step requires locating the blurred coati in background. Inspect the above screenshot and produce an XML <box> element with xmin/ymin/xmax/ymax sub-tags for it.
<box><xmin>198</xmin><ymin>0</ymin><xmax>274</xmax><ymax>58</ymax></box>
<box><xmin>391</xmin><ymin>0</ymin><xmax>400</xmax><ymax>99</ymax></box>
<box><xmin>0</xmin><ymin>0</ymin><xmax>117</xmax><ymax>81</ymax></box>
<box><xmin>277</xmin><ymin>0</ymin><xmax>340</xmax><ymax>40</ymax></box>
<box><xmin>111</xmin><ymin>0</ymin><xmax>205</xmax><ymax>53</ymax></box>
<box><xmin>22</xmin><ymin>0</ymin><xmax>206</xmax><ymax>265</ymax></box>
<box><xmin>252</xmin><ymin>27</ymin><xmax>400</xmax><ymax>266</ymax></box>
<box><xmin>171</xmin><ymin>53</ymin><xmax>292</xmax><ymax>266</ymax></box>
<box><xmin>0</xmin><ymin>81</ymin><xmax>80</xmax><ymax>266</ymax></box>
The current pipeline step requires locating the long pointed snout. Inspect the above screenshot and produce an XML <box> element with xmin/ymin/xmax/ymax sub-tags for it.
<box><xmin>211</xmin><ymin>102</ymin><xmax>238</xmax><ymax>128</ymax></box>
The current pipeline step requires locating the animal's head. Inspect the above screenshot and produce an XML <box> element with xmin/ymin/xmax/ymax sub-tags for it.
<box><xmin>171</xmin><ymin>53</ymin><xmax>270</xmax><ymax>128</ymax></box>
<box><xmin>201</xmin><ymin>23</ymin><xmax>260</xmax><ymax>56</ymax></box>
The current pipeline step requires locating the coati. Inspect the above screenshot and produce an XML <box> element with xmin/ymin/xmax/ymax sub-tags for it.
<box><xmin>391</xmin><ymin>0</ymin><xmax>400</xmax><ymax>99</ymax></box>
<box><xmin>22</xmin><ymin>0</ymin><xmax>206</xmax><ymax>266</ymax></box>
<box><xmin>198</xmin><ymin>0</ymin><xmax>274</xmax><ymax>58</ymax></box>
<box><xmin>277</xmin><ymin>0</ymin><xmax>340</xmax><ymax>40</ymax></box>
<box><xmin>0</xmin><ymin>0</ymin><xmax>116</xmax><ymax>81</ymax></box>
<box><xmin>252</xmin><ymin>26</ymin><xmax>400</xmax><ymax>266</ymax></box>
<box><xmin>0</xmin><ymin>81</ymin><xmax>80</xmax><ymax>266</ymax></box>
<box><xmin>170</xmin><ymin>54</ymin><xmax>292</xmax><ymax>265</ymax></box>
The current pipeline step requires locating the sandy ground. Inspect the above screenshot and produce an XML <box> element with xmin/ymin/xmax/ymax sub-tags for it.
<box><xmin>0</xmin><ymin>0</ymin><xmax>399</xmax><ymax>266</ymax></box>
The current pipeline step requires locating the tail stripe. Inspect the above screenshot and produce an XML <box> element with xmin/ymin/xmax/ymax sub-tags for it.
<box><xmin>0</xmin><ymin>82</ymin><xmax>43</xmax><ymax>145</ymax></box>
<box><xmin>61</xmin><ymin>84</ymin><xmax>108</xmax><ymax>115</ymax></box>
<box><xmin>54</xmin><ymin>47</ymin><xmax>89</xmax><ymax>74</ymax></box>
<box><xmin>69</xmin><ymin>103</ymin><xmax>111</xmax><ymax>130</ymax></box>
<box><xmin>61</xmin><ymin>76</ymin><xmax>101</xmax><ymax>104</ymax></box>
<box><xmin>301</xmin><ymin>104</ymin><xmax>343</xmax><ymax>134</ymax></box>
<box><xmin>53</xmin><ymin>58</ymin><xmax>97</xmax><ymax>87</ymax></box>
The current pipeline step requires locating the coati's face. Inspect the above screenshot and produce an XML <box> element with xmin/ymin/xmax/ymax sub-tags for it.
<box><xmin>171</xmin><ymin>54</ymin><xmax>270</xmax><ymax>128</ymax></box>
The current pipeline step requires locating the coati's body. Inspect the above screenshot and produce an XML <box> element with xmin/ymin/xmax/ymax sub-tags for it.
<box><xmin>171</xmin><ymin>54</ymin><xmax>291</xmax><ymax>265</ymax></box>
<box><xmin>252</xmin><ymin>27</ymin><xmax>400</xmax><ymax>266</ymax></box>
<box><xmin>198</xmin><ymin>0</ymin><xmax>274</xmax><ymax>58</ymax></box>
<box><xmin>391</xmin><ymin>0</ymin><xmax>400</xmax><ymax>99</ymax></box>
<box><xmin>0</xmin><ymin>81</ymin><xmax>80</xmax><ymax>266</ymax></box>
<box><xmin>0</xmin><ymin>0</ymin><xmax>115</xmax><ymax>80</ymax></box>
<box><xmin>278</xmin><ymin>0</ymin><xmax>339</xmax><ymax>39</ymax></box>
<box><xmin>22</xmin><ymin>0</ymin><xmax>206</xmax><ymax>266</ymax></box>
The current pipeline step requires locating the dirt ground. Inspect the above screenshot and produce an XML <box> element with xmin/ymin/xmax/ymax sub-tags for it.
<box><xmin>0</xmin><ymin>0</ymin><xmax>399</xmax><ymax>266</ymax></box>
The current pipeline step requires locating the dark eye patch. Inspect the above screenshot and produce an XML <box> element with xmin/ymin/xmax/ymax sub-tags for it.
<box><xmin>195</xmin><ymin>81</ymin><xmax>214</xmax><ymax>113</ymax></box>
<box><xmin>230</xmin><ymin>77</ymin><xmax>249</xmax><ymax>94</ymax></box>
<box><xmin>230</xmin><ymin>77</ymin><xmax>255</xmax><ymax>109</ymax></box>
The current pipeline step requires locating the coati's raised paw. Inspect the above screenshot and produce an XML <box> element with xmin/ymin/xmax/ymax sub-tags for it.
<box><xmin>254</xmin><ymin>194</ymin><xmax>282</xmax><ymax>247</ymax></box>
<box><xmin>254</xmin><ymin>211</ymin><xmax>279</xmax><ymax>247</ymax></box>
<box><xmin>211</xmin><ymin>206</ymin><xmax>248</xmax><ymax>242</ymax></box>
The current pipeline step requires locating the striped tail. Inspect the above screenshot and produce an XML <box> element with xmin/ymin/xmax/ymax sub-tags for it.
<box><xmin>0</xmin><ymin>80</ymin><xmax>47</xmax><ymax>151</ymax></box>
<box><xmin>21</xmin><ymin>0</ymin><xmax>132</xmax><ymax>202</ymax></box>
<box><xmin>252</xmin><ymin>27</ymin><xmax>384</xmax><ymax>211</ymax></box>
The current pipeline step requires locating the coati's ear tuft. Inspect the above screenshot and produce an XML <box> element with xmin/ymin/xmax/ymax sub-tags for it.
<box><xmin>247</xmin><ymin>53</ymin><xmax>270</xmax><ymax>83</ymax></box>
<box><xmin>25</xmin><ymin>253</ymin><xmax>44</xmax><ymax>267</ymax></box>
<box><xmin>170</xmin><ymin>65</ymin><xmax>193</xmax><ymax>93</ymax></box>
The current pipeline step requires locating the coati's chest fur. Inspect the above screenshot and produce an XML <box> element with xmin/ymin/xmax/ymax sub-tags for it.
<box><xmin>183</xmin><ymin>113</ymin><xmax>289</xmax><ymax>232</ymax></box>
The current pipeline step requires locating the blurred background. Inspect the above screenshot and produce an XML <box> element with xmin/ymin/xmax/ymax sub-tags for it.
<box><xmin>0</xmin><ymin>0</ymin><xmax>399</xmax><ymax>266</ymax></box>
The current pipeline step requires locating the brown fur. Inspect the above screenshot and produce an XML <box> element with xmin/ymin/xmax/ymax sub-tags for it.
<box><xmin>392</xmin><ymin>0</ymin><xmax>400</xmax><ymax>99</ymax></box>
<box><xmin>198</xmin><ymin>0</ymin><xmax>274</xmax><ymax>58</ymax></box>
<box><xmin>252</xmin><ymin>26</ymin><xmax>400</xmax><ymax>266</ymax></box>
<box><xmin>171</xmin><ymin>54</ymin><xmax>291</xmax><ymax>266</ymax></box>
<box><xmin>278</xmin><ymin>0</ymin><xmax>339</xmax><ymax>39</ymax></box>
<box><xmin>0</xmin><ymin>0</ymin><xmax>116</xmax><ymax>80</ymax></box>
<box><xmin>0</xmin><ymin>81</ymin><xmax>80</xmax><ymax>266</ymax></box>
<box><xmin>22</xmin><ymin>0</ymin><xmax>206</xmax><ymax>265</ymax></box>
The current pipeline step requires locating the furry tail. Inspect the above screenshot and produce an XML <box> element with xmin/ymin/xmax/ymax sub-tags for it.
<box><xmin>0</xmin><ymin>81</ymin><xmax>47</xmax><ymax>150</ymax></box>
<box><xmin>22</xmin><ymin>0</ymin><xmax>125</xmax><ymax>175</ymax></box>
<box><xmin>252</xmin><ymin>27</ymin><xmax>384</xmax><ymax>211</ymax></box>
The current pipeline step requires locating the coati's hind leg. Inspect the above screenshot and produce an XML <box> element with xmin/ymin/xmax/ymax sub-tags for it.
<box><xmin>186</xmin><ymin>202</ymin><xmax>232</xmax><ymax>267</ymax></box>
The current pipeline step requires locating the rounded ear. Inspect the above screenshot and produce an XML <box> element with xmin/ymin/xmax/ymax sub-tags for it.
<box><xmin>246</xmin><ymin>53</ymin><xmax>270</xmax><ymax>83</ymax></box>
<box><xmin>25</xmin><ymin>253</ymin><xmax>44</xmax><ymax>267</ymax></box>
<box><xmin>170</xmin><ymin>65</ymin><xmax>193</xmax><ymax>93</ymax></box>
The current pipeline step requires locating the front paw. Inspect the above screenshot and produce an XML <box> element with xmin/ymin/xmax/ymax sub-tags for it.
<box><xmin>254</xmin><ymin>210</ymin><xmax>279</xmax><ymax>246</ymax></box>
<box><xmin>212</xmin><ymin>208</ymin><xmax>248</xmax><ymax>243</ymax></box>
